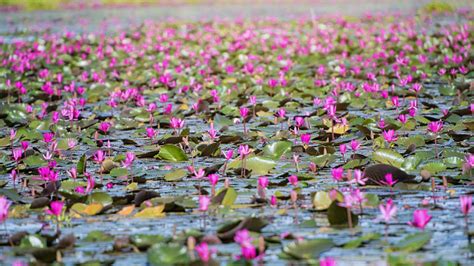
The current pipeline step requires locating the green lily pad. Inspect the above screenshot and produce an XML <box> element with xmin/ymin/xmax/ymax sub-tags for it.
<box><xmin>373</xmin><ymin>149</ymin><xmax>404</xmax><ymax>168</ymax></box>
<box><xmin>155</xmin><ymin>144</ymin><xmax>188</xmax><ymax>162</ymax></box>
<box><xmin>147</xmin><ymin>243</ymin><xmax>189</xmax><ymax>266</ymax></box>
<box><xmin>393</xmin><ymin>232</ymin><xmax>432</xmax><ymax>252</ymax></box>
<box><xmin>282</xmin><ymin>238</ymin><xmax>334</xmax><ymax>260</ymax></box>
<box><xmin>164</xmin><ymin>169</ymin><xmax>187</xmax><ymax>181</ymax></box>
<box><xmin>262</xmin><ymin>141</ymin><xmax>292</xmax><ymax>159</ymax></box>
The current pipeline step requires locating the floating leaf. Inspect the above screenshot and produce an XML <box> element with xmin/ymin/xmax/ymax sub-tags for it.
<box><xmin>344</xmin><ymin>233</ymin><xmax>381</xmax><ymax>249</ymax></box>
<box><xmin>147</xmin><ymin>243</ymin><xmax>189</xmax><ymax>266</ymax></box>
<box><xmin>372</xmin><ymin>149</ymin><xmax>404</xmax><ymax>168</ymax></box>
<box><xmin>110</xmin><ymin>167</ymin><xmax>128</xmax><ymax>177</ymax></box>
<box><xmin>309</xmin><ymin>154</ymin><xmax>336</xmax><ymax>168</ymax></box>
<box><xmin>327</xmin><ymin>201</ymin><xmax>359</xmax><ymax>227</ymax></box>
<box><xmin>228</xmin><ymin>156</ymin><xmax>277</xmax><ymax>175</ymax></box>
<box><xmin>70</xmin><ymin>203</ymin><xmax>103</xmax><ymax>216</ymax></box>
<box><xmin>118</xmin><ymin>205</ymin><xmax>135</xmax><ymax>216</ymax></box>
<box><xmin>393</xmin><ymin>232</ymin><xmax>432</xmax><ymax>252</ymax></box>
<box><xmin>87</xmin><ymin>192</ymin><xmax>113</xmax><ymax>206</ymax></box>
<box><xmin>134</xmin><ymin>205</ymin><xmax>166</xmax><ymax>218</ymax></box>
<box><xmin>164</xmin><ymin>169</ymin><xmax>187</xmax><ymax>181</ymax></box>
<box><xmin>212</xmin><ymin>187</ymin><xmax>238</xmax><ymax>206</ymax></box>
<box><xmin>155</xmin><ymin>144</ymin><xmax>188</xmax><ymax>162</ymax></box>
<box><xmin>282</xmin><ymin>238</ymin><xmax>334</xmax><ymax>260</ymax></box>
<box><xmin>20</xmin><ymin>235</ymin><xmax>46</xmax><ymax>248</ymax></box>
<box><xmin>312</xmin><ymin>191</ymin><xmax>332</xmax><ymax>211</ymax></box>
<box><xmin>84</xmin><ymin>231</ymin><xmax>113</xmax><ymax>242</ymax></box>
<box><xmin>262</xmin><ymin>141</ymin><xmax>292</xmax><ymax>159</ymax></box>
<box><xmin>77</xmin><ymin>154</ymin><xmax>87</xmax><ymax>175</ymax></box>
<box><xmin>422</xmin><ymin>162</ymin><xmax>447</xmax><ymax>175</ymax></box>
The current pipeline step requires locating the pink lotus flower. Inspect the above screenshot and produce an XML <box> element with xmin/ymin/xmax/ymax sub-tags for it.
<box><xmin>195</xmin><ymin>242</ymin><xmax>215</xmax><ymax>263</ymax></box>
<box><xmin>208</xmin><ymin>173</ymin><xmax>219</xmax><ymax>186</ymax></box>
<box><xmin>241</xmin><ymin>242</ymin><xmax>257</xmax><ymax>260</ymax></box>
<box><xmin>10</xmin><ymin>129</ymin><xmax>16</xmax><ymax>141</ymax></box>
<box><xmin>12</xmin><ymin>148</ymin><xmax>23</xmax><ymax>162</ymax></box>
<box><xmin>98</xmin><ymin>122</ymin><xmax>111</xmax><ymax>134</ymax></box>
<box><xmin>288</xmin><ymin>175</ymin><xmax>298</xmax><ymax>186</ymax></box>
<box><xmin>408</xmin><ymin>209</ymin><xmax>432</xmax><ymax>230</ymax></box>
<box><xmin>146</xmin><ymin>127</ymin><xmax>156</xmax><ymax>139</ymax></box>
<box><xmin>194</xmin><ymin>168</ymin><xmax>205</xmax><ymax>179</ymax></box>
<box><xmin>234</xmin><ymin>229</ymin><xmax>252</xmax><ymax>244</ymax></box>
<box><xmin>379</xmin><ymin>198</ymin><xmax>397</xmax><ymax>223</ymax></box>
<box><xmin>320</xmin><ymin>257</ymin><xmax>336</xmax><ymax>266</ymax></box>
<box><xmin>427</xmin><ymin>121</ymin><xmax>443</xmax><ymax>134</ymax></box>
<box><xmin>239</xmin><ymin>107</ymin><xmax>249</xmax><ymax>119</ymax></box>
<box><xmin>258</xmin><ymin>176</ymin><xmax>269</xmax><ymax>189</ymax></box>
<box><xmin>199</xmin><ymin>195</ymin><xmax>210</xmax><ymax>212</ymax></box>
<box><xmin>238</xmin><ymin>144</ymin><xmax>251</xmax><ymax>158</ymax></box>
<box><xmin>170</xmin><ymin>117</ymin><xmax>185</xmax><ymax>130</ymax></box>
<box><xmin>20</xmin><ymin>141</ymin><xmax>29</xmax><ymax>151</ymax></box>
<box><xmin>43</xmin><ymin>132</ymin><xmax>54</xmax><ymax>143</ymax></box>
<box><xmin>277</xmin><ymin>108</ymin><xmax>286</xmax><ymax>118</ymax></box>
<box><xmin>331</xmin><ymin>167</ymin><xmax>344</xmax><ymax>181</ymax></box>
<box><xmin>270</xmin><ymin>195</ymin><xmax>277</xmax><ymax>206</ymax></box>
<box><xmin>460</xmin><ymin>195</ymin><xmax>472</xmax><ymax>216</ymax></box>
<box><xmin>0</xmin><ymin>196</ymin><xmax>11</xmax><ymax>223</ymax></box>
<box><xmin>301</xmin><ymin>133</ymin><xmax>311</xmax><ymax>145</ymax></box>
<box><xmin>122</xmin><ymin>152</ymin><xmax>135</xmax><ymax>168</ymax></box>
<box><xmin>45</xmin><ymin>201</ymin><xmax>64</xmax><ymax>217</ymax></box>
<box><xmin>351</xmin><ymin>169</ymin><xmax>367</xmax><ymax>186</ymax></box>
<box><xmin>381</xmin><ymin>173</ymin><xmax>397</xmax><ymax>187</ymax></box>
<box><xmin>223</xmin><ymin>149</ymin><xmax>234</xmax><ymax>160</ymax></box>
<box><xmin>382</xmin><ymin>130</ymin><xmax>398</xmax><ymax>143</ymax></box>
<box><xmin>93</xmin><ymin>150</ymin><xmax>105</xmax><ymax>163</ymax></box>
<box><xmin>350</xmin><ymin>140</ymin><xmax>360</xmax><ymax>151</ymax></box>
<box><xmin>67</xmin><ymin>167</ymin><xmax>77</xmax><ymax>179</ymax></box>
<box><xmin>339</xmin><ymin>144</ymin><xmax>347</xmax><ymax>155</ymax></box>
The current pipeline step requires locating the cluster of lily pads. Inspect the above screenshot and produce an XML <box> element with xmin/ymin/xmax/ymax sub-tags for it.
<box><xmin>0</xmin><ymin>6</ymin><xmax>473</xmax><ymax>266</ymax></box>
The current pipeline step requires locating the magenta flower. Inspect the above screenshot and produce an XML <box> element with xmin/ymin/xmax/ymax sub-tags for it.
<box><xmin>427</xmin><ymin>120</ymin><xmax>443</xmax><ymax>134</ymax></box>
<box><xmin>382</xmin><ymin>130</ymin><xmax>398</xmax><ymax>143</ymax></box>
<box><xmin>43</xmin><ymin>132</ymin><xmax>54</xmax><ymax>143</ymax></box>
<box><xmin>379</xmin><ymin>198</ymin><xmax>397</xmax><ymax>223</ymax></box>
<box><xmin>122</xmin><ymin>152</ymin><xmax>135</xmax><ymax>168</ymax></box>
<box><xmin>198</xmin><ymin>195</ymin><xmax>210</xmax><ymax>212</ymax></box>
<box><xmin>239</xmin><ymin>107</ymin><xmax>249</xmax><ymax>119</ymax></box>
<box><xmin>195</xmin><ymin>242</ymin><xmax>214</xmax><ymax>263</ymax></box>
<box><xmin>0</xmin><ymin>196</ymin><xmax>11</xmax><ymax>223</ymax></box>
<box><xmin>294</xmin><ymin>117</ymin><xmax>305</xmax><ymax>128</ymax></box>
<box><xmin>45</xmin><ymin>201</ymin><xmax>64</xmax><ymax>217</ymax></box>
<box><xmin>288</xmin><ymin>175</ymin><xmax>298</xmax><ymax>186</ymax></box>
<box><xmin>351</xmin><ymin>169</ymin><xmax>367</xmax><ymax>186</ymax></box>
<box><xmin>240</xmin><ymin>242</ymin><xmax>257</xmax><ymax>260</ymax></box>
<box><xmin>10</xmin><ymin>129</ymin><xmax>16</xmax><ymax>141</ymax></box>
<box><xmin>208</xmin><ymin>173</ymin><xmax>219</xmax><ymax>186</ymax></box>
<box><xmin>331</xmin><ymin>167</ymin><xmax>344</xmax><ymax>181</ymax></box>
<box><xmin>320</xmin><ymin>257</ymin><xmax>336</xmax><ymax>266</ymax></box>
<box><xmin>277</xmin><ymin>108</ymin><xmax>286</xmax><ymax>118</ymax></box>
<box><xmin>238</xmin><ymin>144</ymin><xmax>251</xmax><ymax>158</ymax></box>
<box><xmin>223</xmin><ymin>149</ymin><xmax>234</xmax><ymax>160</ymax></box>
<box><xmin>12</xmin><ymin>148</ymin><xmax>23</xmax><ymax>162</ymax></box>
<box><xmin>170</xmin><ymin>117</ymin><xmax>185</xmax><ymax>130</ymax></box>
<box><xmin>67</xmin><ymin>167</ymin><xmax>77</xmax><ymax>179</ymax></box>
<box><xmin>194</xmin><ymin>168</ymin><xmax>205</xmax><ymax>179</ymax></box>
<box><xmin>270</xmin><ymin>195</ymin><xmax>277</xmax><ymax>206</ymax></box>
<box><xmin>234</xmin><ymin>229</ymin><xmax>252</xmax><ymax>245</ymax></box>
<box><xmin>146</xmin><ymin>127</ymin><xmax>156</xmax><ymax>139</ymax></box>
<box><xmin>339</xmin><ymin>144</ymin><xmax>347</xmax><ymax>155</ymax></box>
<box><xmin>381</xmin><ymin>173</ymin><xmax>397</xmax><ymax>187</ymax></box>
<box><xmin>93</xmin><ymin>150</ymin><xmax>105</xmax><ymax>163</ymax></box>
<box><xmin>20</xmin><ymin>141</ymin><xmax>29</xmax><ymax>151</ymax></box>
<box><xmin>460</xmin><ymin>195</ymin><xmax>472</xmax><ymax>216</ymax></box>
<box><xmin>258</xmin><ymin>176</ymin><xmax>269</xmax><ymax>189</ymax></box>
<box><xmin>408</xmin><ymin>209</ymin><xmax>432</xmax><ymax>230</ymax></box>
<box><xmin>98</xmin><ymin>122</ymin><xmax>111</xmax><ymax>134</ymax></box>
<box><xmin>350</xmin><ymin>139</ymin><xmax>360</xmax><ymax>151</ymax></box>
<box><xmin>301</xmin><ymin>133</ymin><xmax>311</xmax><ymax>145</ymax></box>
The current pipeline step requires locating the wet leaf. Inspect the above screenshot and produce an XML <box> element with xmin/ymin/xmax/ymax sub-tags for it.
<box><xmin>312</xmin><ymin>191</ymin><xmax>332</xmax><ymax>211</ymax></box>
<box><xmin>327</xmin><ymin>201</ymin><xmax>359</xmax><ymax>227</ymax></box>
<box><xmin>84</xmin><ymin>231</ymin><xmax>113</xmax><ymax>242</ymax></box>
<box><xmin>20</xmin><ymin>235</ymin><xmax>46</xmax><ymax>248</ymax></box>
<box><xmin>134</xmin><ymin>205</ymin><xmax>166</xmax><ymax>218</ymax></box>
<box><xmin>155</xmin><ymin>144</ymin><xmax>188</xmax><ymax>162</ymax></box>
<box><xmin>110</xmin><ymin>167</ymin><xmax>128</xmax><ymax>177</ymax></box>
<box><xmin>71</xmin><ymin>203</ymin><xmax>103</xmax><ymax>216</ymax></box>
<box><xmin>422</xmin><ymin>162</ymin><xmax>446</xmax><ymax>175</ymax></box>
<box><xmin>262</xmin><ymin>141</ymin><xmax>292</xmax><ymax>159</ymax></box>
<box><xmin>118</xmin><ymin>205</ymin><xmax>135</xmax><ymax>216</ymax></box>
<box><xmin>344</xmin><ymin>233</ymin><xmax>381</xmax><ymax>249</ymax></box>
<box><xmin>87</xmin><ymin>192</ymin><xmax>113</xmax><ymax>206</ymax></box>
<box><xmin>147</xmin><ymin>242</ymin><xmax>189</xmax><ymax>266</ymax></box>
<box><xmin>164</xmin><ymin>169</ymin><xmax>187</xmax><ymax>181</ymax></box>
<box><xmin>131</xmin><ymin>234</ymin><xmax>166</xmax><ymax>250</ymax></box>
<box><xmin>212</xmin><ymin>187</ymin><xmax>238</xmax><ymax>206</ymax></box>
<box><xmin>77</xmin><ymin>154</ymin><xmax>87</xmax><ymax>175</ymax></box>
<box><xmin>228</xmin><ymin>156</ymin><xmax>277</xmax><ymax>175</ymax></box>
<box><xmin>372</xmin><ymin>149</ymin><xmax>404</xmax><ymax>168</ymax></box>
<box><xmin>393</xmin><ymin>232</ymin><xmax>432</xmax><ymax>252</ymax></box>
<box><xmin>282</xmin><ymin>238</ymin><xmax>334</xmax><ymax>260</ymax></box>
